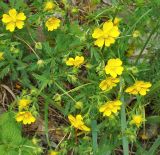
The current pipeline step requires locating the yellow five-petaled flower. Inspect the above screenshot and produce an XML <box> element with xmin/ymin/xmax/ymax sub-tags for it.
<box><xmin>125</xmin><ymin>81</ymin><xmax>152</xmax><ymax>96</ymax></box>
<box><xmin>105</xmin><ymin>58</ymin><xmax>124</xmax><ymax>78</ymax></box>
<box><xmin>92</xmin><ymin>20</ymin><xmax>120</xmax><ymax>47</ymax></box>
<box><xmin>2</xmin><ymin>9</ymin><xmax>26</xmax><ymax>32</ymax></box>
<box><xmin>68</xmin><ymin>114</ymin><xmax>90</xmax><ymax>132</ymax></box>
<box><xmin>66</xmin><ymin>56</ymin><xmax>84</xmax><ymax>67</ymax></box>
<box><xmin>18</xmin><ymin>98</ymin><xmax>31</xmax><ymax>110</ymax></box>
<box><xmin>45</xmin><ymin>17</ymin><xmax>60</xmax><ymax>31</ymax></box>
<box><xmin>44</xmin><ymin>1</ymin><xmax>55</xmax><ymax>11</ymax></box>
<box><xmin>16</xmin><ymin>111</ymin><xmax>36</xmax><ymax>125</ymax></box>
<box><xmin>99</xmin><ymin>77</ymin><xmax>120</xmax><ymax>91</ymax></box>
<box><xmin>130</xmin><ymin>115</ymin><xmax>143</xmax><ymax>127</ymax></box>
<box><xmin>99</xmin><ymin>100</ymin><xmax>122</xmax><ymax>117</ymax></box>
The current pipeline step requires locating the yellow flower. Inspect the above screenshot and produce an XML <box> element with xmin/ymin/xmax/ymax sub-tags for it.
<box><xmin>45</xmin><ymin>17</ymin><xmax>60</xmax><ymax>31</ymax></box>
<box><xmin>113</xmin><ymin>17</ymin><xmax>121</xmax><ymax>26</ymax></box>
<box><xmin>92</xmin><ymin>21</ymin><xmax>120</xmax><ymax>47</ymax></box>
<box><xmin>18</xmin><ymin>99</ymin><xmax>31</xmax><ymax>110</ymax></box>
<box><xmin>105</xmin><ymin>58</ymin><xmax>124</xmax><ymax>78</ymax></box>
<box><xmin>99</xmin><ymin>77</ymin><xmax>120</xmax><ymax>91</ymax></box>
<box><xmin>68</xmin><ymin>114</ymin><xmax>90</xmax><ymax>132</ymax></box>
<box><xmin>132</xmin><ymin>30</ymin><xmax>140</xmax><ymax>38</ymax></box>
<box><xmin>2</xmin><ymin>9</ymin><xmax>26</xmax><ymax>32</ymax></box>
<box><xmin>99</xmin><ymin>100</ymin><xmax>122</xmax><ymax>117</ymax></box>
<box><xmin>66</xmin><ymin>56</ymin><xmax>84</xmax><ymax>67</ymax></box>
<box><xmin>48</xmin><ymin>150</ymin><xmax>59</xmax><ymax>155</ymax></box>
<box><xmin>16</xmin><ymin>111</ymin><xmax>36</xmax><ymax>125</ymax></box>
<box><xmin>125</xmin><ymin>81</ymin><xmax>152</xmax><ymax>96</ymax></box>
<box><xmin>130</xmin><ymin>115</ymin><xmax>143</xmax><ymax>127</ymax></box>
<box><xmin>44</xmin><ymin>1</ymin><xmax>55</xmax><ymax>11</ymax></box>
<box><xmin>0</xmin><ymin>52</ymin><xmax>4</xmax><ymax>60</ymax></box>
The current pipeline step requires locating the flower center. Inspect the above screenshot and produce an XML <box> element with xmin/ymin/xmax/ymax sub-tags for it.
<box><xmin>103</xmin><ymin>32</ymin><xmax>109</xmax><ymax>38</ymax></box>
<box><xmin>11</xmin><ymin>16</ymin><xmax>17</xmax><ymax>22</ymax></box>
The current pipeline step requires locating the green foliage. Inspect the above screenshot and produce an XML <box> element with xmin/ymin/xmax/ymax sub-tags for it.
<box><xmin>0</xmin><ymin>0</ymin><xmax>160</xmax><ymax>154</ymax></box>
<box><xmin>0</xmin><ymin>112</ymin><xmax>41</xmax><ymax>155</ymax></box>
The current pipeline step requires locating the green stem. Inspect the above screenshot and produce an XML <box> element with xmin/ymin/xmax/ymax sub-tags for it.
<box><xmin>126</xmin><ymin>9</ymin><xmax>152</xmax><ymax>35</ymax></box>
<box><xmin>91</xmin><ymin>120</ymin><xmax>98</xmax><ymax>155</ymax></box>
<box><xmin>135</xmin><ymin>20</ymin><xmax>159</xmax><ymax>65</ymax></box>
<box><xmin>54</xmin><ymin>81</ymin><xmax>77</xmax><ymax>103</ymax></box>
<box><xmin>44</xmin><ymin>101</ymin><xmax>51</xmax><ymax>148</ymax></box>
<box><xmin>14</xmin><ymin>35</ymin><xmax>40</xmax><ymax>60</ymax></box>
<box><xmin>120</xmin><ymin>78</ymin><xmax>129</xmax><ymax>155</ymax></box>
<box><xmin>60</xmin><ymin>83</ymin><xmax>91</xmax><ymax>97</ymax></box>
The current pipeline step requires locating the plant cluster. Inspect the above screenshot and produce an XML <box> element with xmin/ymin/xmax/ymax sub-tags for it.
<box><xmin>0</xmin><ymin>0</ymin><xmax>160</xmax><ymax>155</ymax></box>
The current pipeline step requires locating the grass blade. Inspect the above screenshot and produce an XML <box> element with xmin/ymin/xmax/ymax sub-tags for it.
<box><xmin>91</xmin><ymin>120</ymin><xmax>98</xmax><ymax>154</ymax></box>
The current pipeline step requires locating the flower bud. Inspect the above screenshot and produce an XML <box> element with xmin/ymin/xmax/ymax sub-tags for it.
<box><xmin>35</xmin><ymin>42</ymin><xmax>42</xmax><ymax>50</ymax></box>
<box><xmin>75</xmin><ymin>101</ymin><xmax>83</xmax><ymax>109</ymax></box>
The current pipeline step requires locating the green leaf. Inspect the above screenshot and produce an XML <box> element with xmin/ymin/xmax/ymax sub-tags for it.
<box><xmin>148</xmin><ymin>136</ymin><xmax>160</xmax><ymax>155</ymax></box>
<box><xmin>0</xmin><ymin>112</ymin><xmax>22</xmax><ymax>145</ymax></box>
<box><xmin>91</xmin><ymin>120</ymin><xmax>98</xmax><ymax>155</ymax></box>
<box><xmin>0</xmin><ymin>65</ymin><xmax>10</xmax><ymax>79</ymax></box>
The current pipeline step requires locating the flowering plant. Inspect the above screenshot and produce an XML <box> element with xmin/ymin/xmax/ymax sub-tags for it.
<box><xmin>0</xmin><ymin>0</ymin><xmax>159</xmax><ymax>155</ymax></box>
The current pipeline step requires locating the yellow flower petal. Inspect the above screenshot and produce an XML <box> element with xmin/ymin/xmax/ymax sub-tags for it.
<box><xmin>112</xmin><ymin>107</ymin><xmax>118</xmax><ymax>113</ymax></box>
<box><xmin>99</xmin><ymin>100</ymin><xmax>122</xmax><ymax>117</ymax></box>
<box><xmin>48</xmin><ymin>150</ymin><xmax>59</xmax><ymax>155</ymax></box>
<box><xmin>74</xmin><ymin>56</ymin><xmax>84</xmax><ymax>67</ymax></box>
<box><xmin>45</xmin><ymin>17</ymin><xmax>60</xmax><ymax>31</ymax></box>
<box><xmin>16</xmin><ymin>111</ymin><xmax>36</xmax><ymax>125</ymax></box>
<box><xmin>44</xmin><ymin>1</ymin><xmax>55</xmax><ymax>11</ymax></box>
<box><xmin>76</xmin><ymin>114</ymin><xmax>83</xmax><ymax>122</ymax></box>
<box><xmin>139</xmin><ymin>89</ymin><xmax>147</xmax><ymax>96</ymax></box>
<box><xmin>113</xmin><ymin>17</ymin><xmax>121</xmax><ymax>25</ymax></box>
<box><xmin>116</xmin><ymin>66</ymin><xmax>124</xmax><ymax>75</ymax></box>
<box><xmin>9</xmin><ymin>9</ymin><xmax>17</xmax><ymax>19</ymax></box>
<box><xmin>92</xmin><ymin>28</ymin><xmax>103</xmax><ymax>39</ymax></box>
<box><xmin>125</xmin><ymin>81</ymin><xmax>151</xmax><ymax>96</ymax></box>
<box><xmin>99</xmin><ymin>77</ymin><xmax>119</xmax><ymax>91</ymax></box>
<box><xmin>92</xmin><ymin>20</ymin><xmax>120</xmax><ymax>48</ymax></box>
<box><xmin>103</xmin><ymin>21</ymin><xmax>113</xmax><ymax>33</ymax></box>
<box><xmin>103</xmin><ymin>110</ymin><xmax>112</xmax><ymax>116</ymax></box>
<box><xmin>81</xmin><ymin>125</ymin><xmax>90</xmax><ymax>132</ymax></box>
<box><xmin>109</xmin><ymin>26</ymin><xmax>120</xmax><ymax>38</ymax></box>
<box><xmin>16</xmin><ymin>20</ymin><xmax>24</xmax><ymax>29</ymax></box>
<box><xmin>99</xmin><ymin>104</ymin><xmax>107</xmax><ymax>112</ymax></box>
<box><xmin>108</xmin><ymin>58</ymin><xmax>122</xmax><ymax>66</ymax></box>
<box><xmin>6</xmin><ymin>22</ymin><xmax>15</xmax><ymax>32</ymax></box>
<box><xmin>16</xmin><ymin>12</ymin><xmax>26</xmax><ymax>20</ymax></box>
<box><xmin>66</xmin><ymin>58</ymin><xmax>75</xmax><ymax>66</ymax></box>
<box><xmin>104</xmin><ymin>37</ymin><xmax>115</xmax><ymax>47</ymax></box>
<box><xmin>2</xmin><ymin>14</ymin><xmax>12</xmax><ymax>23</ymax></box>
<box><xmin>130</xmin><ymin>115</ymin><xmax>143</xmax><ymax>127</ymax></box>
<box><xmin>2</xmin><ymin>9</ymin><xmax>26</xmax><ymax>32</ymax></box>
<box><xmin>94</xmin><ymin>38</ymin><xmax>104</xmax><ymax>47</ymax></box>
<box><xmin>68</xmin><ymin>114</ymin><xmax>76</xmax><ymax>124</ymax></box>
<box><xmin>99</xmin><ymin>80</ymin><xmax>108</xmax><ymax>91</ymax></box>
<box><xmin>68</xmin><ymin>114</ymin><xmax>90</xmax><ymax>132</ymax></box>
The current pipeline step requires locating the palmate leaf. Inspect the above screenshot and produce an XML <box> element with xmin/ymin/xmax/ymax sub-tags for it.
<box><xmin>0</xmin><ymin>112</ymin><xmax>22</xmax><ymax>145</ymax></box>
<box><xmin>0</xmin><ymin>112</ymin><xmax>40</xmax><ymax>155</ymax></box>
<box><xmin>0</xmin><ymin>123</ymin><xmax>22</xmax><ymax>145</ymax></box>
<box><xmin>0</xmin><ymin>144</ymin><xmax>20</xmax><ymax>155</ymax></box>
<box><xmin>54</xmin><ymin>29</ymin><xmax>83</xmax><ymax>53</ymax></box>
<box><xmin>0</xmin><ymin>65</ymin><xmax>10</xmax><ymax>79</ymax></box>
<box><xmin>32</xmin><ymin>72</ymin><xmax>53</xmax><ymax>91</ymax></box>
